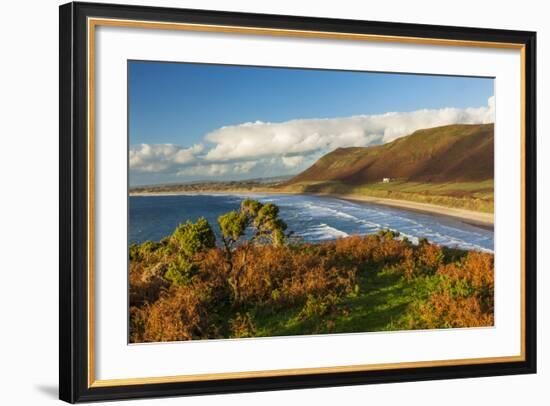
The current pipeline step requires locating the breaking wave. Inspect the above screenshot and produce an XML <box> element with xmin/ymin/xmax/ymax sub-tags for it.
<box><xmin>299</xmin><ymin>223</ymin><xmax>349</xmax><ymax>240</ymax></box>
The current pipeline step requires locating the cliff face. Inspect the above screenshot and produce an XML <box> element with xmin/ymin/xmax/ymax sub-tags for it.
<box><xmin>288</xmin><ymin>123</ymin><xmax>494</xmax><ymax>185</ymax></box>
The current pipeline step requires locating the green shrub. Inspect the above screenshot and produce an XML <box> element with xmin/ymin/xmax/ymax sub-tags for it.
<box><xmin>218</xmin><ymin>210</ymin><xmax>248</xmax><ymax>246</ymax></box>
<box><xmin>164</xmin><ymin>258</ymin><xmax>197</xmax><ymax>286</ymax></box>
<box><xmin>377</xmin><ymin>229</ymin><xmax>400</xmax><ymax>241</ymax></box>
<box><xmin>172</xmin><ymin>217</ymin><xmax>216</xmax><ymax>258</ymax></box>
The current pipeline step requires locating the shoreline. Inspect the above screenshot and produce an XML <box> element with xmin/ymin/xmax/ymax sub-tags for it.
<box><xmin>130</xmin><ymin>189</ymin><xmax>494</xmax><ymax>230</ymax></box>
<box><xmin>325</xmin><ymin>193</ymin><xmax>493</xmax><ymax>230</ymax></box>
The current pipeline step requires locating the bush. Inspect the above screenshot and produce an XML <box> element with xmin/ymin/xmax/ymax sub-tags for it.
<box><xmin>403</xmin><ymin>251</ymin><xmax>494</xmax><ymax>329</ymax></box>
<box><xmin>135</xmin><ymin>285</ymin><xmax>213</xmax><ymax>342</ymax></box>
<box><xmin>163</xmin><ymin>257</ymin><xmax>197</xmax><ymax>286</ymax></box>
<box><xmin>172</xmin><ymin>217</ymin><xmax>216</xmax><ymax>258</ymax></box>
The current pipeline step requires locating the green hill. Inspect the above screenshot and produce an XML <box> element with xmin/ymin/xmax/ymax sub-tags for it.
<box><xmin>289</xmin><ymin>124</ymin><xmax>493</xmax><ymax>184</ymax></box>
<box><xmin>282</xmin><ymin>124</ymin><xmax>494</xmax><ymax>213</ymax></box>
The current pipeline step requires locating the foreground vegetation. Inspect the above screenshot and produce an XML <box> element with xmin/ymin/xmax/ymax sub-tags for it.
<box><xmin>129</xmin><ymin>199</ymin><xmax>494</xmax><ymax>342</ymax></box>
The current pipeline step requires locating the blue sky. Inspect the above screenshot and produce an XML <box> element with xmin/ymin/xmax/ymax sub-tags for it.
<box><xmin>129</xmin><ymin>61</ymin><xmax>494</xmax><ymax>186</ymax></box>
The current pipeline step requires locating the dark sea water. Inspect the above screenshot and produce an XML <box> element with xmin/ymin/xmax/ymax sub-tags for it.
<box><xmin>129</xmin><ymin>193</ymin><xmax>494</xmax><ymax>252</ymax></box>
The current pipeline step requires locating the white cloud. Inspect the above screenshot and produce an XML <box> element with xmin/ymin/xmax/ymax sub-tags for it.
<box><xmin>234</xmin><ymin>161</ymin><xmax>258</xmax><ymax>173</ymax></box>
<box><xmin>204</xmin><ymin>97</ymin><xmax>495</xmax><ymax>162</ymax></box>
<box><xmin>281</xmin><ymin>155</ymin><xmax>305</xmax><ymax>168</ymax></box>
<box><xmin>130</xmin><ymin>97</ymin><xmax>494</xmax><ymax>182</ymax></box>
<box><xmin>129</xmin><ymin>143</ymin><xmax>203</xmax><ymax>173</ymax></box>
<box><xmin>176</xmin><ymin>160</ymin><xmax>258</xmax><ymax>177</ymax></box>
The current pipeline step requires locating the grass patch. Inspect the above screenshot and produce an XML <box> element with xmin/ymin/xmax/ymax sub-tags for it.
<box><xmin>249</xmin><ymin>266</ymin><xmax>438</xmax><ymax>337</ymax></box>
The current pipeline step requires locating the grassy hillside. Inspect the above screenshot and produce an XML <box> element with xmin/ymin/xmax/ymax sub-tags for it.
<box><xmin>289</xmin><ymin>124</ymin><xmax>494</xmax><ymax>184</ymax></box>
<box><xmin>283</xmin><ymin>124</ymin><xmax>494</xmax><ymax>212</ymax></box>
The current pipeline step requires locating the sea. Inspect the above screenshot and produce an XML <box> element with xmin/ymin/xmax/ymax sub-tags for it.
<box><xmin>129</xmin><ymin>193</ymin><xmax>494</xmax><ymax>252</ymax></box>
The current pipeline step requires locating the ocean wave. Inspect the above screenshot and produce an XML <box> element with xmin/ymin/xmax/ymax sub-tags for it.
<box><xmin>299</xmin><ymin>202</ymin><xmax>360</xmax><ymax>221</ymax></box>
<box><xmin>299</xmin><ymin>223</ymin><xmax>349</xmax><ymax>240</ymax></box>
<box><xmin>357</xmin><ymin>219</ymin><xmax>382</xmax><ymax>229</ymax></box>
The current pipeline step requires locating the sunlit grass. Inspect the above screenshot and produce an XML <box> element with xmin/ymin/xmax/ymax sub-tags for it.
<box><xmin>279</xmin><ymin>180</ymin><xmax>494</xmax><ymax>213</ymax></box>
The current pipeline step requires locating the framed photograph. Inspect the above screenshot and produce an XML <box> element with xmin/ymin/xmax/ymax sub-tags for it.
<box><xmin>59</xmin><ymin>2</ymin><xmax>536</xmax><ymax>403</ymax></box>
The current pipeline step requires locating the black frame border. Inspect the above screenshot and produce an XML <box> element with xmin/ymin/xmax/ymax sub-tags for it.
<box><xmin>59</xmin><ymin>2</ymin><xmax>536</xmax><ymax>403</ymax></box>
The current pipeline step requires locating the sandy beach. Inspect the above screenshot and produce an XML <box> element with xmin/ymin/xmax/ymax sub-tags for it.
<box><xmin>130</xmin><ymin>189</ymin><xmax>494</xmax><ymax>230</ymax></box>
<box><xmin>328</xmin><ymin>194</ymin><xmax>493</xmax><ymax>230</ymax></box>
